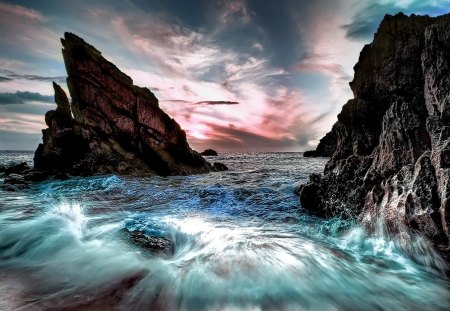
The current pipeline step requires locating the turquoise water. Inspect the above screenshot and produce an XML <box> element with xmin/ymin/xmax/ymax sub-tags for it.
<box><xmin>0</xmin><ymin>151</ymin><xmax>449</xmax><ymax>310</ymax></box>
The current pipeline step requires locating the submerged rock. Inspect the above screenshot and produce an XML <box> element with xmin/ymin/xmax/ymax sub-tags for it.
<box><xmin>298</xmin><ymin>13</ymin><xmax>450</xmax><ymax>257</ymax></box>
<box><xmin>120</xmin><ymin>228</ymin><xmax>174</xmax><ymax>256</ymax></box>
<box><xmin>200</xmin><ymin>149</ymin><xmax>218</xmax><ymax>156</ymax></box>
<box><xmin>33</xmin><ymin>32</ymin><xmax>212</xmax><ymax>178</ymax></box>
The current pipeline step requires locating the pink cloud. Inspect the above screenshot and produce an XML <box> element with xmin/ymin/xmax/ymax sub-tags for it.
<box><xmin>0</xmin><ymin>2</ymin><xmax>60</xmax><ymax>61</ymax></box>
<box><xmin>0</xmin><ymin>2</ymin><xmax>45</xmax><ymax>21</ymax></box>
<box><xmin>0</xmin><ymin>112</ymin><xmax>46</xmax><ymax>134</ymax></box>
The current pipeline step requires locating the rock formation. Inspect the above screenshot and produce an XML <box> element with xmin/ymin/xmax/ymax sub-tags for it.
<box><xmin>200</xmin><ymin>149</ymin><xmax>218</xmax><ymax>156</ymax></box>
<box><xmin>120</xmin><ymin>228</ymin><xmax>174</xmax><ymax>257</ymax></box>
<box><xmin>33</xmin><ymin>32</ymin><xmax>212</xmax><ymax>177</ymax></box>
<box><xmin>297</xmin><ymin>13</ymin><xmax>450</xmax><ymax>257</ymax></box>
<box><xmin>303</xmin><ymin>131</ymin><xmax>336</xmax><ymax>157</ymax></box>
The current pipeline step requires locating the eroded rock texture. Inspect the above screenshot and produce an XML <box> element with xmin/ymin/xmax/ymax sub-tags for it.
<box><xmin>298</xmin><ymin>13</ymin><xmax>450</xmax><ymax>255</ymax></box>
<box><xmin>34</xmin><ymin>33</ymin><xmax>211</xmax><ymax>177</ymax></box>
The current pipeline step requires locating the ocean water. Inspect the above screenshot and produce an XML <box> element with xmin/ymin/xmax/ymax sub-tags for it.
<box><xmin>0</xmin><ymin>151</ymin><xmax>449</xmax><ymax>311</ymax></box>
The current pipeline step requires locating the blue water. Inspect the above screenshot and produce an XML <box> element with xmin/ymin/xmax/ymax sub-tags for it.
<box><xmin>0</xmin><ymin>151</ymin><xmax>449</xmax><ymax>310</ymax></box>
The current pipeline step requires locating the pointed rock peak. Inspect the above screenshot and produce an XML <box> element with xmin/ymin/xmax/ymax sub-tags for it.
<box><xmin>52</xmin><ymin>81</ymin><xmax>71</xmax><ymax>117</ymax></box>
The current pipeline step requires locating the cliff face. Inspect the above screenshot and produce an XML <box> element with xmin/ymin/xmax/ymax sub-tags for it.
<box><xmin>34</xmin><ymin>33</ymin><xmax>211</xmax><ymax>176</ymax></box>
<box><xmin>298</xmin><ymin>13</ymin><xmax>450</xmax><ymax>255</ymax></box>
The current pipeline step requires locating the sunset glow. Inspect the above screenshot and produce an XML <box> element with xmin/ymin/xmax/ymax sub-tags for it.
<box><xmin>1</xmin><ymin>0</ymin><xmax>449</xmax><ymax>151</ymax></box>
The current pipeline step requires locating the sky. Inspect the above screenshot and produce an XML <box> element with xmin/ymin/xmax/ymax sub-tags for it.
<box><xmin>0</xmin><ymin>0</ymin><xmax>449</xmax><ymax>151</ymax></box>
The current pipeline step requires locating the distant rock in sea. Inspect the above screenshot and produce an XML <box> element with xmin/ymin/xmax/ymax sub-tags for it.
<box><xmin>297</xmin><ymin>13</ymin><xmax>450</xmax><ymax>257</ymax></box>
<box><xmin>303</xmin><ymin>131</ymin><xmax>336</xmax><ymax>157</ymax></box>
<box><xmin>33</xmin><ymin>32</ymin><xmax>212</xmax><ymax>177</ymax></box>
<box><xmin>200</xmin><ymin>149</ymin><xmax>218</xmax><ymax>156</ymax></box>
<box><xmin>212</xmin><ymin>162</ymin><xmax>228</xmax><ymax>171</ymax></box>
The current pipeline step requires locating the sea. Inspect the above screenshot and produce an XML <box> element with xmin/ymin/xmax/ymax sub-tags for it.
<box><xmin>0</xmin><ymin>151</ymin><xmax>449</xmax><ymax>311</ymax></box>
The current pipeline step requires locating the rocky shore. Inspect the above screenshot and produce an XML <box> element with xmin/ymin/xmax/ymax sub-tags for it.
<box><xmin>298</xmin><ymin>13</ymin><xmax>450</xmax><ymax>258</ymax></box>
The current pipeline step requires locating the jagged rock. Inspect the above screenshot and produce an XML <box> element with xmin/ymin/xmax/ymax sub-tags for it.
<box><xmin>212</xmin><ymin>162</ymin><xmax>228</xmax><ymax>171</ymax></box>
<box><xmin>33</xmin><ymin>32</ymin><xmax>212</xmax><ymax>178</ymax></box>
<box><xmin>298</xmin><ymin>13</ymin><xmax>450</xmax><ymax>257</ymax></box>
<box><xmin>200</xmin><ymin>149</ymin><xmax>218</xmax><ymax>156</ymax></box>
<box><xmin>121</xmin><ymin>228</ymin><xmax>174</xmax><ymax>256</ymax></box>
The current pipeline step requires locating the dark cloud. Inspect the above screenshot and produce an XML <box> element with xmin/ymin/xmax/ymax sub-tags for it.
<box><xmin>190</xmin><ymin>122</ymin><xmax>318</xmax><ymax>152</ymax></box>
<box><xmin>195</xmin><ymin>101</ymin><xmax>239</xmax><ymax>105</ymax></box>
<box><xmin>161</xmin><ymin>100</ymin><xmax>190</xmax><ymax>104</ymax></box>
<box><xmin>7</xmin><ymin>73</ymin><xmax>66</xmax><ymax>82</ymax></box>
<box><xmin>162</xmin><ymin>100</ymin><xmax>239</xmax><ymax>105</ymax></box>
<box><xmin>0</xmin><ymin>69</ymin><xmax>66</xmax><ymax>83</ymax></box>
<box><xmin>0</xmin><ymin>91</ymin><xmax>53</xmax><ymax>105</ymax></box>
<box><xmin>0</xmin><ymin>76</ymin><xmax>13</xmax><ymax>82</ymax></box>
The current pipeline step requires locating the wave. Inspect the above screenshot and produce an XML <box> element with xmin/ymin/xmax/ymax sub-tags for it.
<box><xmin>0</xmin><ymin>152</ymin><xmax>449</xmax><ymax>310</ymax></box>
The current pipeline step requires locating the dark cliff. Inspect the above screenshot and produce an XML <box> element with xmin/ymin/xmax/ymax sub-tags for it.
<box><xmin>34</xmin><ymin>32</ymin><xmax>211</xmax><ymax>177</ymax></box>
<box><xmin>297</xmin><ymin>13</ymin><xmax>450</xmax><ymax>256</ymax></box>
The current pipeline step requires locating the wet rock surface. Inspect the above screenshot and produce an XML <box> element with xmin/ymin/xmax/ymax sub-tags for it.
<box><xmin>120</xmin><ymin>228</ymin><xmax>174</xmax><ymax>256</ymax></box>
<box><xmin>298</xmin><ymin>13</ymin><xmax>450</xmax><ymax>257</ymax></box>
<box><xmin>32</xmin><ymin>32</ymin><xmax>212</xmax><ymax>178</ymax></box>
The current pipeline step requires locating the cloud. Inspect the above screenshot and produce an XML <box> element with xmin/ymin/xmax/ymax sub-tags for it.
<box><xmin>0</xmin><ymin>70</ymin><xmax>66</xmax><ymax>83</ymax></box>
<box><xmin>0</xmin><ymin>111</ymin><xmax>46</xmax><ymax>134</ymax></box>
<box><xmin>0</xmin><ymin>76</ymin><xmax>12</xmax><ymax>82</ymax></box>
<box><xmin>218</xmin><ymin>0</ymin><xmax>255</xmax><ymax>25</ymax></box>
<box><xmin>0</xmin><ymin>2</ymin><xmax>45</xmax><ymax>21</ymax></box>
<box><xmin>294</xmin><ymin>53</ymin><xmax>352</xmax><ymax>82</ymax></box>
<box><xmin>0</xmin><ymin>1</ymin><xmax>60</xmax><ymax>61</ymax></box>
<box><xmin>342</xmin><ymin>0</ymin><xmax>450</xmax><ymax>40</ymax></box>
<box><xmin>0</xmin><ymin>91</ymin><xmax>53</xmax><ymax>105</ymax></box>
<box><xmin>196</xmin><ymin>101</ymin><xmax>239</xmax><ymax>105</ymax></box>
<box><xmin>6</xmin><ymin>73</ymin><xmax>66</xmax><ymax>82</ymax></box>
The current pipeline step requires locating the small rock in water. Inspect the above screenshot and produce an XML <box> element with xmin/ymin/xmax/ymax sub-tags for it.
<box><xmin>213</xmin><ymin>162</ymin><xmax>228</xmax><ymax>171</ymax></box>
<box><xmin>200</xmin><ymin>149</ymin><xmax>218</xmax><ymax>156</ymax></box>
<box><xmin>121</xmin><ymin>228</ymin><xmax>174</xmax><ymax>256</ymax></box>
